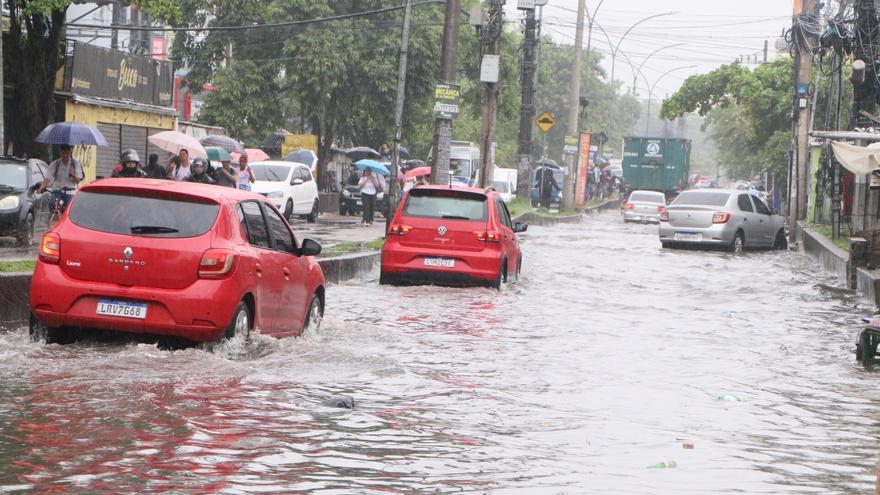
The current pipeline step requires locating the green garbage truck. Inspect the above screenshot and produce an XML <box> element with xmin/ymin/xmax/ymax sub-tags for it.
<box><xmin>622</xmin><ymin>137</ymin><xmax>691</xmax><ymax>195</ymax></box>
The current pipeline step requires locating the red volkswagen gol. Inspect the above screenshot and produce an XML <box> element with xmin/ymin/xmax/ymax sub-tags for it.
<box><xmin>29</xmin><ymin>178</ymin><xmax>326</xmax><ymax>344</ymax></box>
<box><xmin>380</xmin><ymin>185</ymin><xmax>527</xmax><ymax>288</ymax></box>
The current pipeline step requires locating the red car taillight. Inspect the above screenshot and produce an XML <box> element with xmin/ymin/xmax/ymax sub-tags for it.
<box><xmin>657</xmin><ymin>206</ymin><xmax>666</xmax><ymax>213</ymax></box>
<box><xmin>623</xmin><ymin>203</ymin><xmax>636</xmax><ymax>210</ymax></box>
<box><xmin>712</xmin><ymin>212</ymin><xmax>732</xmax><ymax>224</ymax></box>
<box><xmin>39</xmin><ymin>232</ymin><xmax>60</xmax><ymax>264</ymax></box>
<box><xmin>659</xmin><ymin>210</ymin><xmax>669</xmax><ymax>222</ymax></box>
<box><xmin>199</xmin><ymin>249</ymin><xmax>237</xmax><ymax>279</ymax></box>
<box><xmin>473</xmin><ymin>230</ymin><xmax>501</xmax><ymax>242</ymax></box>
<box><xmin>388</xmin><ymin>223</ymin><xmax>413</xmax><ymax>235</ymax></box>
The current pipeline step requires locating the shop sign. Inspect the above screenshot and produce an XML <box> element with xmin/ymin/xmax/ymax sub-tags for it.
<box><xmin>69</xmin><ymin>41</ymin><xmax>173</xmax><ymax>107</ymax></box>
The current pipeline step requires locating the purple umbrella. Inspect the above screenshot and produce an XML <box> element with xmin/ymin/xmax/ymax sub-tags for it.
<box><xmin>35</xmin><ymin>121</ymin><xmax>108</xmax><ymax>146</ymax></box>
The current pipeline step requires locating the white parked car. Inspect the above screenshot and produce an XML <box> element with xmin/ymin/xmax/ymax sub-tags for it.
<box><xmin>250</xmin><ymin>161</ymin><xmax>320</xmax><ymax>223</ymax></box>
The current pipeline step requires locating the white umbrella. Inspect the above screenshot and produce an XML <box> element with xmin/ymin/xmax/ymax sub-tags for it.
<box><xmin>148</xmin><ymin>131</ymin><xmax>207</xmax><ymax>159</ymax></box>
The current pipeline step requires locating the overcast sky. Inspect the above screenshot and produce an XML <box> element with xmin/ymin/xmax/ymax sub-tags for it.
<box><xmin>505</xmin><ymin>0</ymin><xmax>793</xmax><ymax>99</ymax></box>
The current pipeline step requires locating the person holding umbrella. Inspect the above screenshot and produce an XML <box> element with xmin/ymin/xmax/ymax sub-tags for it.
<box><xmin>358</xmin><ymin>168</ymin><xmax>382</xmax><ymax>226</ymax></box>
<box><xmin>167</xmin><ymin>149</ymin><xmax>191</xmax><ymax>181</ymax></box>
<box><xmin>40</xmin><ymin>145</ymin><xmax>83</xmax><ymax>214</ymax></box>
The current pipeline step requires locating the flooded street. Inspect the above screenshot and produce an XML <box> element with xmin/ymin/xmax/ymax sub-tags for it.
<box><xmin>2</xmin><ymin>211</ymin><xmax>879</xmax><ymax>494</ymax></box>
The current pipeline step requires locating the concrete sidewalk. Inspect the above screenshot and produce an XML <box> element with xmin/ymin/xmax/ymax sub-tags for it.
<box><xmin>0</xmin><ymin>212</ymin><xmax>387</xmax><ymax>262</ymax></box>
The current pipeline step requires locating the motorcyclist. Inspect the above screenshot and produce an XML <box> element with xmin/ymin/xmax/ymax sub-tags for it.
<box><xmin>186</xmin><ymin>157</ymin><xmax>216</xmax><ymax>184</ymax></box>
<box><xmin>113</xmin><ymin>149</ymin><xmax>147</xmax><ymax>178</ymax></box>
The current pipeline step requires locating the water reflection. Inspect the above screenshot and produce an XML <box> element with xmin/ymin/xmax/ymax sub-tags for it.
<box><xmin>0</xmin><ymin>212</ymin><xmax>878</xmax><ymax>493</ymax></box>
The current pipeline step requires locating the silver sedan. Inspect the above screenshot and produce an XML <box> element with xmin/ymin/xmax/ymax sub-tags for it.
<box><xmin>622</xmin><ymin>190</ymin><xmax>666</xmax><ymax>223</ymax></box>
<box><xmin>658</xmin><ymin>189</ymin><xmax>787</xmax><ymax>253</ymax></box>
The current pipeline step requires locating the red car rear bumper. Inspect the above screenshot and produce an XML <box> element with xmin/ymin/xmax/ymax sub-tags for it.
<box><xmin>30</xmin><ymin>263</ymin><xmax>243</xmax><ymax>342</ymax></box>
<box><xmin>381</xmin><ymin>242</ymin><xmax>501</xmax><ymax>284</ymax></box>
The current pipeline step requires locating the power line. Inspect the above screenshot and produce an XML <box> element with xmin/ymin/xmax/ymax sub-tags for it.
<box><xmin>66</xmin><ymin>0</ymin><xmax>444</xmax><ymax>32</ymax></box>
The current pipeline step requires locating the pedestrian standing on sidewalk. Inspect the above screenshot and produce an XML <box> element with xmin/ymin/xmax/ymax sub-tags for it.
<box><xmin>215</xmin><ymin>160</ymin><xmax>237</xmax><ymax>188</ymax></box>
<box><xmin>236</xmin><ymin>155</ymin><xmax>255</xmax><ymax>191</ymax></box>
<box><xmin>167</xmin><ymin>149</ymin><xmax>191</xmax><ymax>181</ymax></box>
<box><xmin>143</xmin><ymin>153</ymin><xmax>166</xmax><ymax>179</ymax></box>
<box><xmin>358</xmin><ymin>168</ymin><xmax>381</xmax><ymax>225</ymax></box>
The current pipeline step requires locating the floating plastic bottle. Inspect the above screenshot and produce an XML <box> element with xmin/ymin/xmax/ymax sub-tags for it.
<box><xmin>717</xmin><ymin>394</ymin><xmax>742</xmax><ymax>402</ymax></box>
<box><xmin>647</xmin><ymin>460</ymin><xmax>677</xmax><ymax>469</ymax></box>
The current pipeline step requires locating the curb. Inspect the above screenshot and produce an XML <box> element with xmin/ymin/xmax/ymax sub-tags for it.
<box><xmin>0</xmin><ymin>251</ymin><xmax>381</xmax><ymax>329</ymax></box>
<box><xmin>795</xmin><ymin>221</ymin><xmax>850</xmax><ymax>288</ymax></box>
<box><xmin>511</xmin><ymin>198</ymin><xmax>619</xmax><ymax>227</ymax></box>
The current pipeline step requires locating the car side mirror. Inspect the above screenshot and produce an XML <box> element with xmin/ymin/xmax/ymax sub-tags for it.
<box><xmin>292</xmin><ymin>178</ymin><xmax>304</xmax><ymax>186</ymax></box>
<box><xmin>301</xmin><ymin>238</ymin><xmax>321</xmax><ymax>256</ymax></box>
<box><xmin>513</xmin><ymin>222</ymin><xmax>528</xmax><ymax>233</ymax></box>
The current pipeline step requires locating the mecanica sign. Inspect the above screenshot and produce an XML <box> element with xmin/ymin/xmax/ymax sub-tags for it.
<box><xmin>69</xmin><ymin>41</ymin><xmax>173</xmax><ymax>107</ymax></box>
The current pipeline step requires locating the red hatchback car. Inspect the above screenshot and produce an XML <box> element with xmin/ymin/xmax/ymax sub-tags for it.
<box><xmin>380</xmin><ymin>185</ymin><xmax>527</xmax><ymax>288</ymax></box>
<box><xmin>29</xmin><ymin>178</ymin><xmax>326</xmax><ymax>344</ymax></box>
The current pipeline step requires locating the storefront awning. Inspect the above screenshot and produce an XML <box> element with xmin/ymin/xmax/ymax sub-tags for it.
<box><xmin>67</xmin><ymin>93</ymin><xmax>177</xmax><ymax>116</ymax></box>
<box><xmin>830</xmin><ymin>140</ymin><xmax>880</xmax><ymax>175</ymax></box>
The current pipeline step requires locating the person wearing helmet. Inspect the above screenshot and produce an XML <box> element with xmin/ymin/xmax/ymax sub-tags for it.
<box><xmin>186</xmin><ymin>157</ymin><xmax>216</xmax><ymax>184</ymax></box>
<box><xmin>113</xmin><ymin>149</ymin><xmax>147</xmax><ymax>178</ymax></box>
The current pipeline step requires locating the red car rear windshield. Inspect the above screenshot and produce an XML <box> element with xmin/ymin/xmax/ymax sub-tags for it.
<box><xmin>403</xmin><ymin>189</ymin><xmax>488</xmax><ymax>221</ymax></box>
<box><xmin>69</xmin><ymin>191</ymin><xmax>220</xmax><ymax>238</ymax></box>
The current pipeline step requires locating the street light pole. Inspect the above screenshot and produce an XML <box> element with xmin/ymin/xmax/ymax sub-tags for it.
<box><xmin>644</xmin><ymin>65</ymin><xmax>695</xmax><ymax>136</ymax></box>
<box><xmin>632</xmin><ymin>43</ymin><xmax>685</xmax><ymax>96</ymax></box>
<box><xmin>388</xmin><ymin>0</ymin><xmax>413</xmax><ymax>228</ymax></box>
<box><xmin>607</xmin><ymin>11</ymin><xmax>677</xmax><ymax>94</ymax></box>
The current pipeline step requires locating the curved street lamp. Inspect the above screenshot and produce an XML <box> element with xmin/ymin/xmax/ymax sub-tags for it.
<box><xmin>607</xmin><ymin>11</ymin><xmax>678</xmax><ymax>95</ymax></box>
<box><xmin>632</xmin><ymin>43</ymin><xmax>685</xmax><ymax>96</ymax></box>
<box><xmin>644</xmin><ymin>65</ymin><xmax>697</xmax><ymax>135</ymax></box>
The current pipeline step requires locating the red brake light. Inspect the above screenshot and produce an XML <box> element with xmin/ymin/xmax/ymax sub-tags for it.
<box><xmin>659</xmin><ymin>210</ymin><xmax>669</xmax><ymax>222</ymax></box>
<box><xmin>199</xmin><ymin>249</ymin><xmax>237</xmax><ymax>279</ymax></box>
<box><xmin>657</xmin><ymin>206</ymin><xmax>666</xmax><ymax>213</ymax></box>
<box><xmin>712</xmin><ymin>212</ymin><xmax>732</xmax><ymax>224</ymax></box>
<box><xmin>39</xmin><ymin>232</ymin><xmax>60</xmax><ymax>264</ymax></box>
<box><xmin>623</xmin><ymin>203</ymin><xmax>636</xmax><ymax>210</ymax></box>
<box><xmin>388</xmin><ymin>224</ymin><xmax>413</xmax><ymax>235</ymax></box>
<box><xmin>473</xmin><ymin>230</ymin><xmax>501</xmax><ymax>242</ymax></box>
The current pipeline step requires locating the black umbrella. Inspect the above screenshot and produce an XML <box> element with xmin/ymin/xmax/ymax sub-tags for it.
<box><xmin>535</xmin><ymin>158</ymin><xmax>559</xmax><ymax>168</ymax></box>
<box><xmin>200</xmin><ymin>135</ymin><xmax>245</xmax><ymax>154</ymax></box>
<box><xmin>397</xmin><ymin>145</ymin><xmax>411</xmax><ymax>159</ymax></box>
<box><xmin>345</xmin><ymin>146</ymin><xmax>381</xmax><ymax>162</ymax></box>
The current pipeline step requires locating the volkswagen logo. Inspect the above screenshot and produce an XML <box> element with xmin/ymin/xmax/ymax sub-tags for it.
<box><xmin>123</xmin><ymin>247</ymin><xmax>133</xmax><ymax>259</ymax></box>
<box><xmin>437</xmin><ymin>226</ymin><xmax>447</xmax><ymax>235</ymax></box>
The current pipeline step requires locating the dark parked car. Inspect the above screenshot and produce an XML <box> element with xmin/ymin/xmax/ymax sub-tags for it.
<box><xmin>339</xmin><ymin>183</ymin><xmax>388</xmax><ymax>217</ymax></box>
<box><xmin>0</xmin><ymin>157</ymin><xmax>50</xmax><ymax>246</ymax></box>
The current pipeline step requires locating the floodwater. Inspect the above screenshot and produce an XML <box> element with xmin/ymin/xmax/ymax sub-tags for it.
<box><xmin>1</xmin><ymin>211</ymin><xmax>878</xmax><ymax>494</ymax></box>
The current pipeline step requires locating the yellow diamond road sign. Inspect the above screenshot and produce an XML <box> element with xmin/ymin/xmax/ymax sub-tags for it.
<box><xmin>535</xmin><ymin>112</ymin><xmax>556</xmax><ymax>133</ymax></box>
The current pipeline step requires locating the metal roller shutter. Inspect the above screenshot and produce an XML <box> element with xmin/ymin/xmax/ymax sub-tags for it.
<box><xmin>121</xmin><ymin>125</ymin><xmax>148</xmax><ymax>165</ymax></box>
<box><xmin>96</xmin><ymin>123</ymin><xmax>120</xmax><ymax>179</ymax></box>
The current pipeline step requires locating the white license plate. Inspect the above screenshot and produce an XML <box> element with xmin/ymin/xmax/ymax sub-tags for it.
<box><xmin>424</xmin><ymin>257</ymin><xmax>455</xmax><ymax>268</ymax></box>
<box><xmin>356</xmin><ymin>200</ymin><xmax>363</xmax><ymax>206</ymax></box>
<box><xmin>96</xmin><ymin>299</ymin><xmax>148</xmax><ymax>319</ymax></box>
<box><xmin>674</xmin><ymin>232</ymin><xmax>702</xmax><ymax>241</ymax></box>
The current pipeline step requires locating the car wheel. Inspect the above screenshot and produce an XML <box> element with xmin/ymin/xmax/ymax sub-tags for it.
<box><xmin>307</xmin><ymin>199</ymin><xmax>319</xmax><ymax>223</ymax></box>
<box><xmin>729</xmin><ymin>231</ymin><xmax>744</xmax><ymax>254</ymax></box>
<box><xmin>772</xmin><ymin>229</ymin><xmax>788</xmax><ymax>250</ymax></box>
<box><xmin>492</xmin><ymin>260</ymin><xmax>506</xmax><ymax>290</ymax></box>
<box><xmin>302</xmin><ymin>294</ymin><xmax>323</xmax><ymax>334</ymax></box>
<box><xmin>15</xmin><ymin>212</ymin><xmax>34</xmax><ymax>247</ymax></box>
<box><xmin>225</xmin><ymin>301</ymin><xmax>251</xmax><ymax>340</ymax></box>
<box><xmin>661</xmin><ymin>241</ymin><xmax>672</xmax><ymax>249</ymax></box>
<box><xmin>339</xmin><ymin>204</ymin><xmax>348</xmax><ymax>216</ymax></box>
<box><xmin>284</xmin><ymin>199</ymin><xmax>294</xmax><ymax>220</ymax></box>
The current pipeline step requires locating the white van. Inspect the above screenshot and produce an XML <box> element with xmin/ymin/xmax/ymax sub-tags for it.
<box><xmin>492</xmin><ymin>167</ymin><xmax>517</xmax><ymax>203</ymax></box>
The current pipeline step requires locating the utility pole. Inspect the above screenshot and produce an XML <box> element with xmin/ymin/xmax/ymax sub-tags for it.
<box><xmin>478</xmin><ymin>0</ymin><xmax>504</xmax><ymax>188</ymax></box>
<box><xmin>563</xmin><ymin>0</ymin><xmax>587</xmax><ymax>210</ymax></box>
<box><xmin>430</xmin><ymin>0</ymin><xmax>461</xmax><ymax>184</ymax></box>
<box><xmin>388</xmin><ymin>0</ymin><xmax>413</xmax><ymax>229</ymax></box>
<box><xmin>0</xmin><ymin>10</ymin><xmax>4</xmax><ymax>155</ymax></box>
<box><xmin>764</xmin><ymin>39</ymin><xmax>769</xmax><ymax>64</ymax></box>
<box><xmin>516</xmin><ymin>4</ymin><xmax>538</xmax><ymax>198</ymax></box>
<box><xmin>790</xmin><ymin>0</ymin><xmax>815</xmax><ymax>233</ymax></box>
<box><xmin>111</xmin><ymin>0</ymin><xmax>120</xmax><ymax>50</ymax></box>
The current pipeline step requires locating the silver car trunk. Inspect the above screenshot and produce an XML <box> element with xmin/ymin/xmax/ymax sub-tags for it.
<box><xmin>666</xmin><ymin>205</ymin><xmax>718</xmax><ymax>228</ymax></box>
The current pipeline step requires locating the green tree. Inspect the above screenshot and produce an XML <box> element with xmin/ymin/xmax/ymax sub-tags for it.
<box><xmin>661</xmin><ymin>59</ymin><xmax>793</xmax><ymax>179</ymax></box>
<box><xmin>5</xmin><ymin>0</ymin><xmax>180</xmax><ymax>159</ymax></box>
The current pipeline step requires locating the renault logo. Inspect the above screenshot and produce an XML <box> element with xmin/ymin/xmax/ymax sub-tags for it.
<box><xmin>437</xmin><ymin>226</ymin><xmax>447</xmax><ymax>235</ymax></box>
<box><xmin>123</xmin><ymin>247</ymin><xmax>133</xmax><ymax>259</ymax></box>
